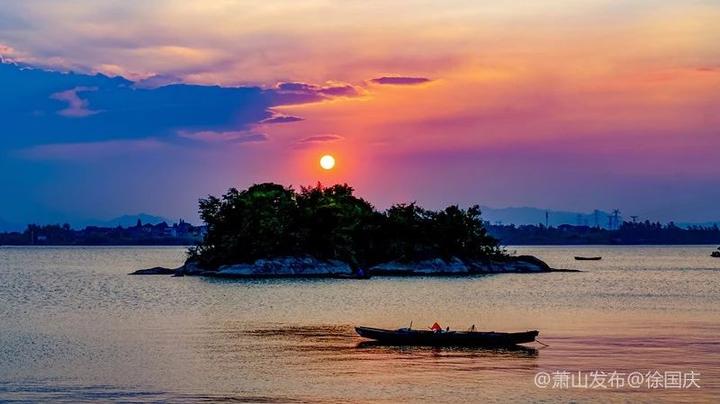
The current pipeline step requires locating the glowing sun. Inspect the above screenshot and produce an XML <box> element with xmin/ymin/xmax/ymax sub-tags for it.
<box><xmin>320</xmin><ymin>154</ymin><xmax>336</xmax><ymax>170</ymax></box>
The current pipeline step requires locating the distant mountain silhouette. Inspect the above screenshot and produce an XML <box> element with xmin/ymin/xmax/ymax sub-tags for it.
<box><xmin>479</xmin><ymin>206</ymin><xmax>613</xmax><ymax>228</ymax></box>
<box><xmin>81</xmin><ymin>213</ymin><xmax>172</xmax><ymax>228</ymax></box>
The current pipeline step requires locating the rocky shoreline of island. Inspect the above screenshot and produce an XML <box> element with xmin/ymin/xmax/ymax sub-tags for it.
<box><xmin>131</xmin><ymin>254</ymin><xmax>577</xmax><ymax>278</ymax></box>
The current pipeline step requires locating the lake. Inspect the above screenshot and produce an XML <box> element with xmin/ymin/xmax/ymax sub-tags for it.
<box><xmin>0</xmin><ymin>246</ymin><xmax>718</xmax><ymax>402</ymax></box>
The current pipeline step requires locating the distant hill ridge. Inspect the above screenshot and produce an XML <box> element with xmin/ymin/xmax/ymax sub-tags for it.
<box><xmin>82</xmin><ymin>213</ymin><xmax>172</xmax><ymax>228</ymax></box>
<box><xmin>0</xmin><ymin>214</ymin><xmax>173</xmax><ymax>232</ymax></box>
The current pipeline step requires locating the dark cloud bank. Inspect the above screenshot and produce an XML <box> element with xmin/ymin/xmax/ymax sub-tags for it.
<box><xmin>0</xmin><ymin>61</ymin><xmax>358</xmax><ymax>152</ymax></box>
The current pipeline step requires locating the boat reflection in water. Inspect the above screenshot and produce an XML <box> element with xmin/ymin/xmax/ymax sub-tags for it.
<box><xmin>355</xmin><ymin>340</ymin><xmax>539</xmax><ymax>358</ymax></box>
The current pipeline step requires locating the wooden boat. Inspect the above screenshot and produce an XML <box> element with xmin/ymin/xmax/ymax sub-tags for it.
<box><xmin>355</xmin><ymin>326</ymin><xmax>539</xmax><ymax>346</ymax></box>
<box><xmin>574</xmin><ymin>256</ymin><xmax>602</xmax><ymax>261</ymax></box>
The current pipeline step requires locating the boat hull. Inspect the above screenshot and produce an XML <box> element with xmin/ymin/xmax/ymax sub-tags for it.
<box><xmin>355</xmin><ymin>326</ymin><xmax>538</xmax><ymax>346</ymax></box>
<box><xmin>574</xmin><ymin>256</ymin><xmax>602</xmax><ymax>261</ymax></box>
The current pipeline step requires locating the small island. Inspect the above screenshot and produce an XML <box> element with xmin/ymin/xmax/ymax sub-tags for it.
<box><xmin>134</xmin><ymin>183</ymin><xmax>567</xmax><ymax>277</ymax></box>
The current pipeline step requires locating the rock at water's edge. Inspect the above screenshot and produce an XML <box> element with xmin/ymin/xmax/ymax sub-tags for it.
<box><xmin>212</xmin><ymin>256</ymin><xmax>353</xmax><ymax>278</ymax></box>
<box><xmin>469</xmin><ymin>255</ymin><xmax>552</xmax><ymax>273</ymax></box>
<box><xmin>129</xmin><ymin>266</ymin><xmax>177</xmax><ymax>275</ymax></box>
<box><xmin>370</xmin><ymin>255</ymin><xmax>556</xmax><ymax>276</ymax></box>
<box><xmin>370</xmin><ymin>257</ymin><xmax>469</xmax><ymax>275</ymax></box>
<box><xmin>133</xmin><ymin>254</ymin><xmax>572</xmax><ymax>277</ymax></box>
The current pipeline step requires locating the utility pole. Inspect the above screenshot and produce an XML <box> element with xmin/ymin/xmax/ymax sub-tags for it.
<box><xmin>545</xmin><ymin>211</ymin><xmax>549</xmax><ymax>228</ymax></box>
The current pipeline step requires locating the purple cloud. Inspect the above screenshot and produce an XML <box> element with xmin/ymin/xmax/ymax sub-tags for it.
<box><xmin>178</xmin><ymin>130</ymin><xmax>268</xmax><ymax>143</ymax></box>
<box><xmin>133</xmin><ymin>73</ymin><xmax>183</xmax><ymax>89</ymax></box>
<box><xmin>297</xmin><ymin>134</ymin><xmax>344</xmax><ymax>143</ymax></box>
<box><xmin>317</xmin><ymin>84</ymin><xmax>358</xmax><ymax>97</ymax></box>
<box><xmin>371</xmin><ymin>76</ymin><xmax>431</xmax><ymax>85</ymax></box>
<box><xmin>259</xmin><ymin>114</ymin><xmax>304</xmax><ymax>124</ymax></box>
<box><xmin>272</xmin><ymin>81</ymin><xmax>360</xmax><ymax>105</ymax></box>
<box><xmin>50</xmin><ymin>86</ymin><xmax>100</xmax><ymax>117</ymax></box>
<box><xmin>277</xmin><ymin>82</ymin><xmax>316</xmax><ymax>92</ymax></box>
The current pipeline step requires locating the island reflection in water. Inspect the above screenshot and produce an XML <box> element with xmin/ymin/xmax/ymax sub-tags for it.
<box><xmin>0</xmin><ymin>245</ymin><xmax>718</xmax><ymax>402</ymax></box>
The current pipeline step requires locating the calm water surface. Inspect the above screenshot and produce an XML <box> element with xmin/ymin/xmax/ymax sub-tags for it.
<box><xmin>1</xmin><ymin>246</ymin><xmax>718</xmax><ymax>402</ymax></box>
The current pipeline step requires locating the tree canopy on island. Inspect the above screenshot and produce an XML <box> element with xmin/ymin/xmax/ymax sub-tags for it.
<box><xmin>188</xmin><ymin>183</ymin><xmax>504</xmax><ymax>269</ymax></box>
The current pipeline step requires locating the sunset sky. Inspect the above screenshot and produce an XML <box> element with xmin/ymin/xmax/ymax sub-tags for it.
<box><xmin>1</xmin><ymin>0</ymin><xmax>719</xmax><ymax>225</ymax></box>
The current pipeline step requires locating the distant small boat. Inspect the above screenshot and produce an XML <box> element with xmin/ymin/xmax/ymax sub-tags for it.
<box><xmin>355</xmin><ymin>326</ymin><xmax>539</xmax><ymax>347</ymax></box>
<box><xmin>575</xmin><ymin>256</ymin><xmax>602</xmax><ymax>261</ymax></box>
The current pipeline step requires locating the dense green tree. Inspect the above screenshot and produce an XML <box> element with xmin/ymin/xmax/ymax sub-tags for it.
<box><xmin>296</xmin><ymin>183</ymin><xmax>378</xmax><ymax>267</ymax></box>
<box><xmin>430</xmin><ymin>205</ymin><xmax>502</xmax><ymax>259</ymax></box>
<box><xmin>189</xmin><ymin>182</ymin><xmax>506</xmax><ymax>269</ymax></box>
<box><xmin>190</xmin><ymin>183</ymin><xmax>300</xmax><ymax>268</ymax></box>
<box><xmin>383</xmin><ymin>203</ymin><xmax>433</xmax><ymax>261</ymax></box>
